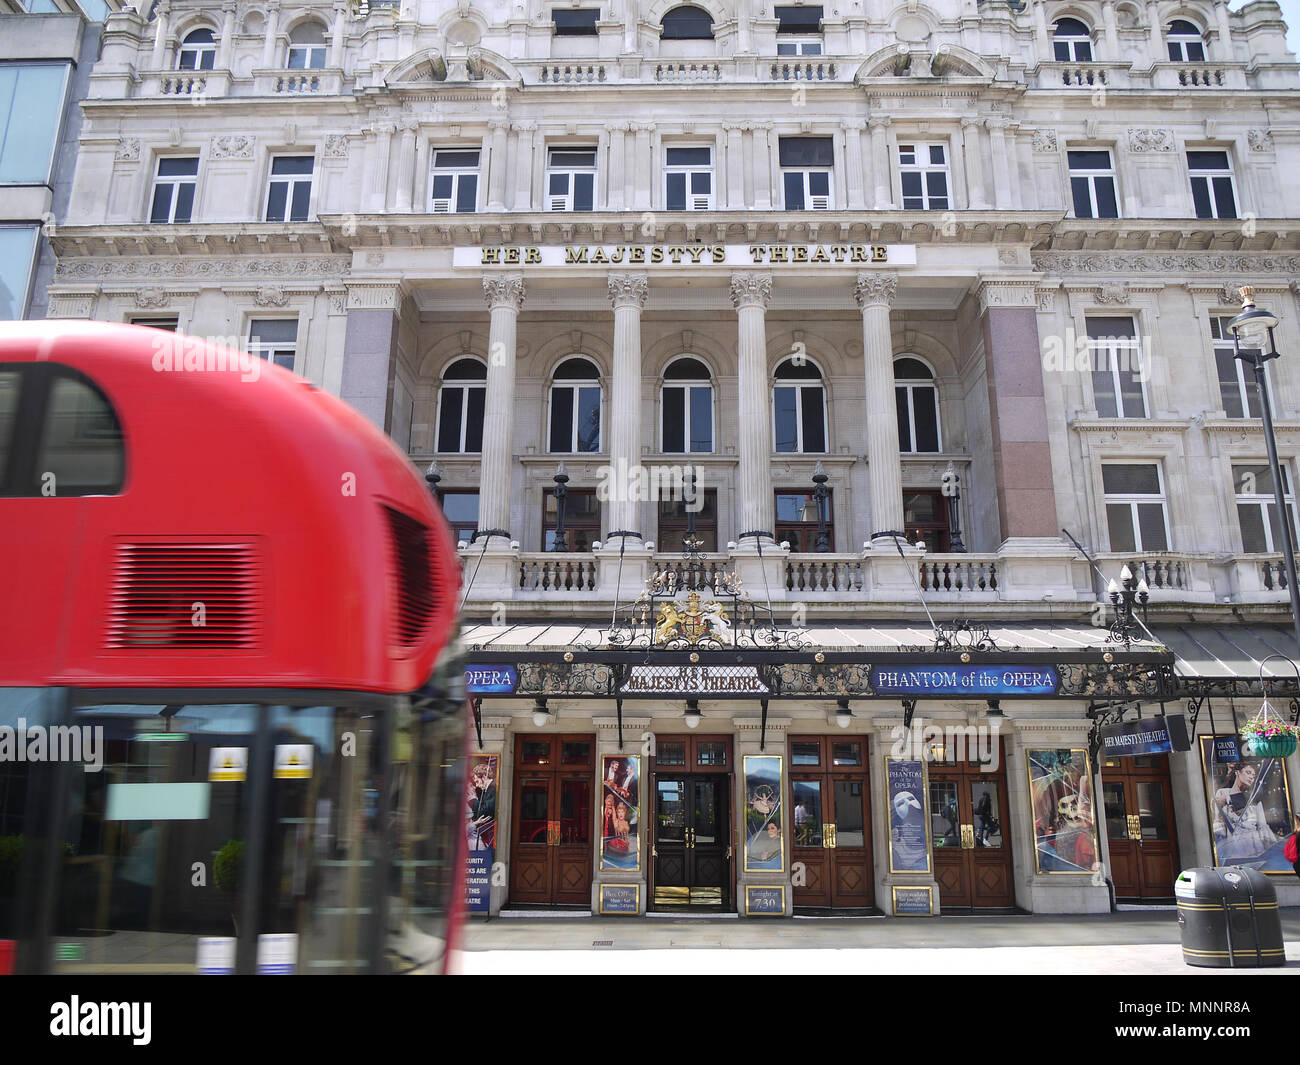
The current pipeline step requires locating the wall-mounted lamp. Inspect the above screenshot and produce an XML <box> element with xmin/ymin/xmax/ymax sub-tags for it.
<box><xmin>531</xmin><ymin>699</ymin><xmax>551</xmax><ymax>728</ymax></box>
<box><xmin>685</xmin><ymin>699</ymin><xmax>702</xmax><ymax>729</ymax></box>
<box><xmin>835</xmin><ymin>698</ymin><xmax>852</xmax><ymax>729</ymax></box>
<box><xmin>986</xmin><ymin>699</ymin><xmax>1003</xmax><ymax>718</ymax></box>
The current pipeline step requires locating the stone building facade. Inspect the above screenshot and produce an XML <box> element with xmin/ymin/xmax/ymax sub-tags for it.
<box><xmin>42</xmin><ymin>0</ymin><xmax>1300</xmax><ymax>916</ymax></box>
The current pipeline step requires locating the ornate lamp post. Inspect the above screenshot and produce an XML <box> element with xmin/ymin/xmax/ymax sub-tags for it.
<box><xmin>812</xmin><ymin>460</ymin><xmax>831</xmax><ymax>552</ymax></box>
<box><xmin>424</xmin><ymin>460</ymin><xmax>441</xmax><ymax>500</ymax></box>
<box><xmin>1106</xmin><ymin>564</ymin><xmax>1150</xmax><ymax>645</ymax></box>
<box><xmin>1228</xmin><ymin>286</ymin><xmax>1300</xmax><ymax>655</ymax></box>
<box><xmin>941</xmin><ymin>460</ymin><xmax>965</xmax><ymax>553</ymax></box>
<box><xmin>551</xmin><ymin>461</ymin><xmax>569</xmax><ymax>552</ymax></box>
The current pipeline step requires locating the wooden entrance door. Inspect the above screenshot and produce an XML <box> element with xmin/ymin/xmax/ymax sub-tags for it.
<box><xmin>651</xmin><ymin>735</ymin><xmax>733</xmax><ymax>909</ymax></box>
<box><xmin>509</xmin><ymin>735</ymin><xmax>594</xmax><ymax>906</ymax></box>
<box><xmin>1102</xmin><ymin>754</ymin><xmax>1180</xmax><ymax>899</ymax></box>
<box><xmin>789</xmin><ymin>736</ymin><xmax>873</xmax><ymax>909</ymax></box>
<box><xmin>928</xmin><ymin>739</ymin><xmax>1014</xmax><ymax>910</ymax></box>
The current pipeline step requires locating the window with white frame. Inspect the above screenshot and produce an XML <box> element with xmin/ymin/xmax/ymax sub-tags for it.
<box><xmin>435</xmin><ymin>357</ymin><xmax>487</xmax><ymax>453</ymax></box>
<box><xmin>1068</xmin><ymin>150</ymin><xmax>1119</xmax><ymax>219</ymax></box>
<box><xmin>894</xmin><ymin>357</ymin><xmax>941</xmax><ymax>452</ymax></box>
<box><xmin>775</xmin><ymin>4</ymin><xmax>822</xmax><ymax>53</ymax></box>
<box><xmin>1166</xmin><ymin>19</ymin><xmax>1206</xmax><ymax>62</ymax></box>
<box><xmin>429</xmin><ymin>149</ymin><xmax>480</xmax><ymax>213</ymax></box>
<box><xmin>779</xmin><ymin>137</ymin><xmax>833</xmax><ymax>211</ymax></box>
<box><xmin>287</xmin><ymin>22</ymin><xmax>328</xmax><ymax>69</ymax></box>
<box><xmin>1102</xmin><ymin>463</ymin><xmax>1169</xmax><ymax>552</ymax></box>
<box><xmin>898</xmin><ymin>143</ymin><xmax>950</xmax><ymax>210</ymax></box>
<box><xmin>1188</xmin><ymin>150</ymin><xmax>1238</xmax><ymax>220</ymax></box>
<box><xmin>549</xmin><ymin>357</ymin><xmax>602</xmax><ymax>453</ymax></box>
<box><xmin>1087</xmin><ymin>317</ymin><xmax>1147</xmax><ymax>418</ymax></box>
<box><xmin>664</xmin><ymin>146</ymin><xmax>713</xmax><ymax>211</ymax></box>
<box><xmin>546</xmin><ymin>147</ymin><xmax>596</xmax><ymax>212</ymax></box>
<box><xmin>1212</xmin><ymin>316</ymin><xmax>1271</xmax><ymax>419</ymax></box>
<box><xmin>661</xmin><ymin>357</ymin><xmax>714</xmax><ymax>453</ymax></box>
<box><xmin>265</xmin><ymin>156</ymin><xmax>313</xmax><ymax>222</ymax></box>
<box><xmin>773</xmin><ymin>357</ymin><xmax>827</xmax><ymax>453</ymax></box>
<box><xmin>148</xmin><ymin>157</ymin><xmax>198</xmax><ymax>223</ymax></box>
<box><xmin>248</xmin><ymin>319</ymin><xmax>297</xmax><ymax>371</ymax></box>
<box><xmin>177</xmin><ymin>28</ymin><xmax>217</xmax><ymax>70</ymax></box>
<box><xmin>1233</xmin><ymin>463</ymin><xmax>1299</xmax><ymax>553</ymax></box>
<box><xmin>1053</xmin><ymin>17</ymin><xmax>1093</xmax><ymax>62</ymax></box>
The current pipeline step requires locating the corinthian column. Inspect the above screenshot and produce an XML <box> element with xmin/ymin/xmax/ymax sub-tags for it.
<box><xmin>607</xmin><ymin>273</ymin><xmax>648</xmax><ymax>544</ymax></box>
<box><xmin>855</xmin><ymin>272</ymin><xmax>904</xmax><ymax>544</ymax></box>
<box><xmin>479</xmin><ymin>274</ymin><xmax>525</xmax><ymax>544</ymax></box>
<box><xmin>731</xmin><ymin>273</ymin><xmax>774</xmax><ymax>542</ymax></box>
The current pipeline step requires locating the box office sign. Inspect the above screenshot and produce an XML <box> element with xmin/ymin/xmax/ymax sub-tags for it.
<box><xmin>892</xmin><ymin>885</ymin><xmax>934</xmax><ymax>916</ymax></box>
<box><xmin>1099</xmin><ymin>714</ymin><xmax>1191</xmax><ymax>759</ymax></box>
<box><xmin>459</xmin><ymin>244</ymin><xmax>917</xmax><ymax>268</ymax></box>
<box><xmin>873</xmin><ymin>665</ymin><xmax>1059</xmax><ymax>697</ymax></box>
<box><xmin>599</xmin><ymin>884</ymin><xmax>639</xmax><ymax>915</ymax></box>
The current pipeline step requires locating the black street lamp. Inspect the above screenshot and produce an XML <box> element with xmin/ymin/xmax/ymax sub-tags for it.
<box><xmin>1228</xmin><ymin>286</ymin><xmax>1300</xmax><ymax>655</ymax></box>
<box><xmin>941</xmin><ymin>461</ymin><xmax>966</xmax><ymax>553</ymax></box>
<box><xmin>551</xmin><ymin>461</ymin><xmax>569</xmax><ymax>552</ymax></box>
<box><xmin>812</xmin><ymin>460</ymin><xmax>831</xmax><ymax>552</ymax></box>
<box><xmin>1106</xmin><ymin>564</ymin><xmax>1150</xmax><ymax>645</ymax></box>
<box><xmin>424</xmin><ymin>460</ymin><xmax>441</xmax><ymax>503</ymax></box>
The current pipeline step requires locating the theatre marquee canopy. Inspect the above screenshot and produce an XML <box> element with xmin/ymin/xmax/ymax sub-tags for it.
<box><xmin>460</xmin><ymin>622</ymin><xmax>1174</xmax><ymax>702</ymax></box>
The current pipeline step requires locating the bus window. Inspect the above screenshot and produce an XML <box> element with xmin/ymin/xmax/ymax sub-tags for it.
<box><xmin>0</xmin><ymin>370</ymin><xmax>18</xmax><ymax>484</ymax></box>
<box><xmin>37</xmin><ymin>373</ymin><xmax>124</xmax><ymax>496</ymax></box>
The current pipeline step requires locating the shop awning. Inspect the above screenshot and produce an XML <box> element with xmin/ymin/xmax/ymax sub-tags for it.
<box><xmin>1150</xmin><ymin>624</ymin><xmax>1300</xmax><ymax>697</ymax></box>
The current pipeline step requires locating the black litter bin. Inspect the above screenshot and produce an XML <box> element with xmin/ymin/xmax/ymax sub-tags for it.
<box><xmin>1175</xmin><ymin>866</ymin><xmax>1286</xmax><ymax>968</ymax></box>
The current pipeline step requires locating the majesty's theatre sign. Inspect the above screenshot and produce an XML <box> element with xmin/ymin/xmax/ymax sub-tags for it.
<box><xmin>457</xmin><ymin>243</ymin><xmax>917</xmax><ymax>268</ymax></box>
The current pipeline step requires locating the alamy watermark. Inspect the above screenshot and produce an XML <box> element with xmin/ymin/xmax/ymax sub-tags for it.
<box><xmin>889</xmin><ymin>717</ymin><xmax>1003</xmax><ymax>771</ymax></box>
<box><xmin>597</xmin><ymin>459</ymin><xmax>705</xmax><ymax>510</ymax></box>
<box><xmin>150</xmin><ymin>333</ymin><xmax>261</xmax><ymax>383</ymax></box>
<box><xmin>0</xmin><ymin>721</ymin><xmax>103</xmax><ymax>772</ymax></box>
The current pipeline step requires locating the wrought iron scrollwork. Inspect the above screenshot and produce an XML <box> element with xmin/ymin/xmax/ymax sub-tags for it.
<box><xmin>1057</xmin><ymin>662</ymin><xmax>1163</xmax><ymax>698</ymax></box>
<box><xmin>766</xmin><ymin>662</ymin><xmax>875</xmax><ymax>697</ymax></box>
<box><xmin>932</xmin><ymin>619</ymin><xmax>1000</xmax><ymax>653</ymax></box>
<box><xmin>515</xmin><ymin>661</ymin><xmax>616</xmax><ymax>697</ymax></box>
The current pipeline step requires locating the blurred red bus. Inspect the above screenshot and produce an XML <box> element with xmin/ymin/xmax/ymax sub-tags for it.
<box><xmin>0</xmin><ymin>321</ymin><xmax>467</xmax><ymax>974</ymax></box>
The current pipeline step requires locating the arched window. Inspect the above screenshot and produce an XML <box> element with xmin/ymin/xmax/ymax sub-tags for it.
<box><xmin>1052</xmin><ymin>17</ymin><xmax>1093</xmax><ymax>62</ymax></box>
<box><xmin>549</xmin><ymin>357</ymin><xmax>602</xmax><ymax>453</ymax></box>
<box><xmin>435</xmin><ymin>357</ymin><xmax>486</xmax><ymax>453</ymax></box>
<box><xmin>662</xmin><ymin>4</ymin><xmax>715</xmax><ymax>40</ymax></box>
<box><xmin>773</xmin><ymin>357</ymin><xmax>827</xmax><ymax>453</ymax></box>
<box><xmin>1166</xmin><ymin>19</ymin><xmax>1206</xmax><ymax>62</ymax></box>
<box><xmin>661</xmin><ymin>356</ymin><xmax>714</xmax><ymax>453</ymax></box>
<box><xmin>287</xmin><ymin>22</ymin><xmax>328</xmax><ymax>69</ymax></box>
<box><xmin>894</xmin><ymin>357</ymin><xmax>941</xmax><ymax>453</ymax></box>
<box><xmin>177</xmin><ymin>28</ymin><xmax>217</xmax><ymax>71</ymax></box>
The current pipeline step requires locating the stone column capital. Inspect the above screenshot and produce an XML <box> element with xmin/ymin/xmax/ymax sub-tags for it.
<box><xmin>513</xmin><ymin>120</ymin><xmax>537</xmax><ymax>133</ymax></box>
<box><xmin>633</xmin><ymin>122</ymin><xmax>656</xmax><ymax>134</ymax></box>
<box><xmin>729</xmin><ymin>272</ymin><xmax>772</xmax><ymax>310</ymax></box>
<box><xmin>841</xmin><ymin>118</ymin><xmax>867</xmax><ymax>132</ymax></box>
<box><xmin>488</xmin><ymin>118</ymin><xmax>510</xmax><ymax>133</ymax></box>
<box><xmin>483</xmin><ymin>273</ymin><xmax>525</xmax><ymax>311</ymax></box>
<box><xmin>608</xmin><ymin>272</ymin><xmax>648</xmax><ymax>310</ymax></box>
<box><xmin>868</xmin><ymin>115</ymin><xmax>891</xmax><ymax>131</ymax></box>
<box><xmin>854</xmin><ymin>272</ymin><xmax>897</xmax><ymax>310</ymax></box>
<box><xmin>606</xmin><ymin>121</ymin><xmax>631</xmax><ymax>134</ymax></box>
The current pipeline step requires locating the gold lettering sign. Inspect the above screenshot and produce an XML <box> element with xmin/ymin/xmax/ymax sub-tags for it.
<box><xmin>480</xmin><ymin>244</ymin><xmax>890</xmax><ymax>266</ymax></box>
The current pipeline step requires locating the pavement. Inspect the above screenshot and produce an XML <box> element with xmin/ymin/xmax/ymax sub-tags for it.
<box><xmin>455</xmin><ymin>911</ymin><xmax>1300</xmax><ymax>975</ymax></box>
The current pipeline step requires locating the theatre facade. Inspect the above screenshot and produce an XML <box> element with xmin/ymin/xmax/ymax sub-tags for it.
<box><xmin>40</xmin><ymin>0</ymin><xmax>1300</xmax><ymax>914</ymax></box>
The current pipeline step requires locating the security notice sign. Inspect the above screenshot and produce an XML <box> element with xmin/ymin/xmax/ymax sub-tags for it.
<box><xmin>208</xmin><ymin>747</ymin><xmax>248</xmax><ymax>782</ymax></box>
<box><xmin>273</xmin><ymin>744</ymin><xmax>313</xmax><ymax>780</ymax></box>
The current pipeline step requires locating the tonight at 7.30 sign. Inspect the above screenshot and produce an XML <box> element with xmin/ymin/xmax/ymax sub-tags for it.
<box><xmin>871</xmin><ymin>665</ymin><xmax>1059</xmax><ymax>697</ymax></box>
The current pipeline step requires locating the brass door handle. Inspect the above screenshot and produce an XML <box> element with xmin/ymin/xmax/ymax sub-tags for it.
<box><xmin>1127</xmin><ymin>813</ymin><xmax>1142</xmax><ymax>842</ymax></box>
<box><xmin>823</xmin><ymin>823</ymin><xmax>837</xmax><ymax>849</ymax></box>
<box><xmin>960</xmin><ymin>823</ymin><xmax>975</xmax><ymax>850</ymax></box>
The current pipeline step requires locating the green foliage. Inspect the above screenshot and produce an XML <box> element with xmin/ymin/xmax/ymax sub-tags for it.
<box><xmin>213</xmin><ymin>839</ymin><xmax>245</xmax><ymax>896</ymax></box>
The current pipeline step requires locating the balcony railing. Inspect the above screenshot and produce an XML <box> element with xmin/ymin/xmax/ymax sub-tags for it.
<box><xmin>518</xmin><ymin>553</ymin><xmax>598</xmax><ymax>594</ymax></box>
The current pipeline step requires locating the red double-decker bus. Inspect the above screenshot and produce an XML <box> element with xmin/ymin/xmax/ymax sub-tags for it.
<box><xmin>0</xmin><ymin>321</ymin><xmax>466</xmax><ymax>975</ymax></box>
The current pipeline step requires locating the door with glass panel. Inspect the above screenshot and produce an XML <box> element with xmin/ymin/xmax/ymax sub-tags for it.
<box><xmin>509</xmin><ymin>735</ymin><xmax>593</xmax><ymax>906</ymax></box>
<box><xmin>651</xmin><ymin>736</ymin><xmax>732</xmax><ymax>909</ymax></box>
<box><xmin>928</xmin><ymin>739</ymin><xmax>1014</xmax><ymax>910</ymax></box>
<box><xmin>1102</xmin><ymin>754</ymin><xmax>1179</xmax><ymax>899</ymax></box>
<box><xmin>789</xmin><ymin>737</ymin><xmax>872</xmax><ymax>910</ymax></box>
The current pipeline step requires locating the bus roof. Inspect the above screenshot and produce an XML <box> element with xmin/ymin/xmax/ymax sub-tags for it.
<box><xmin>0</xmin><ymin>321</ymin><xmax>460</xmax><ymax>694</ymax></box>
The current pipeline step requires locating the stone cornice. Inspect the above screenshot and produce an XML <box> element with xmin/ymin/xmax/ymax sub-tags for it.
<box><xmin>52</xmin><ymin>255</ymin><xmax>349</xmax><ymax>282</ymax></box>
<box><xmin>1069</xmin><ymin>417</ymin><xmax>1194</xmax><ymax>434</ymax></box>
<box><xmin>1034</xmin><ymin>250</ymin><xmax>1300</xmax><ymax>275</ymax></box>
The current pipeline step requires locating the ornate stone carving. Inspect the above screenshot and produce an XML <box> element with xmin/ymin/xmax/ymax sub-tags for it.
<box><xmin>328</xmin><ymin>291</ymin><xmax>347</xmax><ymax>315</ymax></box>
<box><xmin>729</xmin><ymin>272</ymin><xmax>772</xmax><ymax>310</ymax></box>
<box><xmin>323</xmin><ymin>134</ymin><xmax>349</xmax><ymax>158</ymax></box>
<box><xmin>1127</xmin><ymin>128</ymin><xmax>1174</xmax><ymax>153</ymax></box>
<box><xmin>1094</xmin><ymin>282</ymin><xmax>1129</xmax><ymax>304</ymax></box>
<box><xmin>482</xmin><ymin>274</ymin><xmax>525</xmax><ymax>310</ymax></box>
<box><xmin>977</xmin><ymin>281</ymin><xmax>1037</xmax><ymax>312</ymax></box>
<box><xmin>607</xmin><ymin>272</ymin><xmax>648</xmax><ymax>309</ymax></box>
<box><xmin>1036</xmin><ymin>287</ymin><xmax>1058</xmax><ymax>312</ymax></box>
<box><xmin>1031</xmin><ymin>128</ymin><xmax>1057</xmax><ymax>153</ymax></box>
<box><xmin>46</xmin><ymin>293</ymin><xmax>96</xmax><ymax>318</ymax></box>
<box><xmin>54</xmin><ymin>257</ymin><xmax>349</xmax><ymax>281</ymax></box>
<box><xmin>254</xmin><ymin>284</ymin><xmax>288</xmax><ymax>307</ymax></box>
<box><xmin>1248</xmin><ymin>128</ymin><xmax>1274</xmax><ymax>152</ymax></box>
<box><xmin>853</xmin><ymin>272</ymin><xmax>897</xmax><ymax>310</ymax></box>
<box><xmin>134</xmin><ymin>287</ymin><xmax>170</xmax><ymax>309</ymax></box>
<box><xmin>364</xmin><ymin>251</ymin><xmax>386</xmax><ymax>266</ymax></box>
<box><xmin>115</xmin><ymin>137</ymin><xmax>141</xmax><ymax>162</ymax></box>
<box><xmin>1033</xmin><ymin>252</ymin><xmax>1300</xmax><ymax>275</ymax></box>
<box><xmin>211</xmin><ymin>134</ymin><xmax>255</xmax><ymax>159</ymax></box>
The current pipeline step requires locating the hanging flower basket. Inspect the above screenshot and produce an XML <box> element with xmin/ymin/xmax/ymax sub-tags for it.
<box><xmin>1240</xmin><ymin>697</ymin><xmax>1300</xmax><ymax>759</ymax></box>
